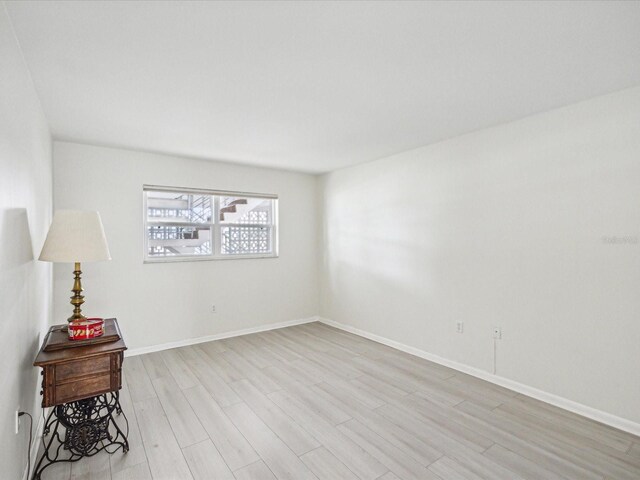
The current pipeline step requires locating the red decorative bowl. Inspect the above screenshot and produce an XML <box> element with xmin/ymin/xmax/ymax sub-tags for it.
<box><xmin>68</xmin><ymin>318</ymin><xmax>104</xmax><ymax>340</ymax></box>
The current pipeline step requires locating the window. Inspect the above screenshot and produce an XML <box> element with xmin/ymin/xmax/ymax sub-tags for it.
<box><xmin>144</xmin><ymin>186</ymin><xmax>278</xmax><ymax>262</ymax></box>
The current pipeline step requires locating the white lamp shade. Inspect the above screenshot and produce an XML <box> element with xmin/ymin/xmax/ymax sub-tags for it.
<box><xmin>39</xmin><ymin>210</ymin><xmax>111</xmax><ymax>263</ymax></box>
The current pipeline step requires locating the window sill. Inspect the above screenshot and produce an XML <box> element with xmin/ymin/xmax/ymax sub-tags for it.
<box><xmin>143</xmin><ymin>253</ymin><xmax>279</xmax><ymax>264</ymax></box>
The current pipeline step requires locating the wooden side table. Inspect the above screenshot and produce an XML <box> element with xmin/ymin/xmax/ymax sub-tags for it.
<box><xmin>33</xmin><ymin>319</ymin><xmax>129</xmax><ymax>479</ymax></box>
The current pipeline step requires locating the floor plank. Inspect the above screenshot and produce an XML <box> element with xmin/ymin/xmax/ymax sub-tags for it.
<box><xmin>151</xmin><ymin>375</ymin><xmax>208</xmax><ymax>448</ymax></box>
<box><xmin>455</xmin><ymin>400</ymin><xmax>605</xmax><ymax>480</ymax></box>
<box><xmin>337</xmin><ymin>419</ymin><xmax>440</xmax><ymax>480</ymax></box>
<box><xmin>70</xmin><ymin>450</ymin><xmax>111</xmax><ymax>480</ymax></box>
<box><xmin>282</xmin><ymin>380</ymin><xmax>352</xmax><ymax>426</ymax></box>
<box><xmin>178</xmin><ymin>347</ymin><xmax>242</xmax><ymax>407</ymax></box>
<box><xmin>182</xmin><ymin>439</ymin><xmax>235</xmax><ymax>480</ymax></box>
<box><xmin>109</xmin><ymin>376</ymin><xmax>149</xmax><ymax>475</ymax></box>
<box><xmin>482</xmin><ymin>444</ymin><xmax>565</xmax><ymax>480</ymax></box>
<box><xmin>233</xmin><ymin>461</ymin><xmax>277</xmax><ymax>480</ymax></box>
<box><xmin>376</xmin><ymin>473</ymin><xmax>402</xmax><ymax>480</ymax></box>
<box><xmin>392</xmin><ymin>394</ymin><xmax>494</xmax><ymax>452</ymax></box>
<box><xmin>125</xmin><ymin>356</ymin><xmax>157</xmax><ymax>402</ymax></box>
<box><xmin>502</xmin><ymin>395</ymin><xmax>633</xmax><ymax>453</ymax></box>
<box><xmin>269</xmin><ymin>390</ymin><xmax>388</xmax><ymax>480</ymax></box>
<box><xmin>312</xmin><ymin>380</ymin><xmax>442</xmax><ymax>466</ymax></box>
<box><xmin>159</xmin><ymin>348</ymin><xmax>200</xmax><ymax>390</ymax></box>
<box><xmin>110</xmin><ymin>462</ymin><xmax>152</xmax><ymax>480</ymax></box>
<box><xmin>428</xmin><ymin>456</ymin><xmax>484</xmax><ymax>480</ymax></box>
<box><xmin>230</xmin><ymin>378</ymin><xmax>320</xmax><ymax>456</ymax></box>
<box><xmin>133</xmin><ymin>397</ymin><xmax>194</xmax><ymax>480</ymax></box>
<box><xmin>349</xmin><ymin>373</ymin><xmax>410</xmax><ymax>405</ymax></box>
<box><xmin>41</xmin><ymin>461</ymin><xmax>71</xmax><ymax>480</ymax></box>
<box><xmin>221</xmin><ymin>349</ymin><xmax>281</xmax><ymax>394</ymax></box>
<box><xmin>376</xmin><ymin>402</ymin><xmax>523</xmax><ymax>479</ymax></box>
<box><xmin>224</xmin><ymin>402</ymin><xmax>317</xmax><ymax>480</ymax></box>
<box><xmin>183</xmin><ymin>385</ymin><xmax>259</xmax><ymax>471</ymax></box>
<box><xmin>141</xmin><ymin>351</ymin><xmax>171</xmax><ymax>381</ymax></box>
<box><xmin>300</xmin><ymin>447</ymin><xmax>360</xmax><ymax>480</ymax></box>
<box><xmin>450</xmin><ymin>398</ymin><xmax>605</xmax><ymax>480</ymax></box>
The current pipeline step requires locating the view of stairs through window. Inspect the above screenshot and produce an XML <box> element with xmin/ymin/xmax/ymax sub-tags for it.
<box><xmin>145</xmin><ymin>188</ymin><xmax>276</xmax><ymax>260</ymax></box>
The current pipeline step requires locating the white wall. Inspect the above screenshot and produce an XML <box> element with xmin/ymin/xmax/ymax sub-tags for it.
<box><xmin>0</xmin><ymin>4</ymin><xmax>52</xmax><ymax>479</ymax></box>
<box><xmin>53</xmin><ymin>142</ymin><xmax>319</xmax><ymax>351</ymax></box>
<box><xmin>319</xmin><ymin>86</ymin><xmax>640</xmax><ymax>425</ymax></box>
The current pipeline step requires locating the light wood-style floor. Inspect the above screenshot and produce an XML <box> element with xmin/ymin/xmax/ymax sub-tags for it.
<box><xmin>40</xmin><ymin>322</ymin><xmax>640</xmax><ymax>480</ymax></box>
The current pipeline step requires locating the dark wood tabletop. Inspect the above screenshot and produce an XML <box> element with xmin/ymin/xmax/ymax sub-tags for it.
<box><xmin>34</xmin><ymin>318</ymin><xmax>126</xmax><ymax>366</ymax></box>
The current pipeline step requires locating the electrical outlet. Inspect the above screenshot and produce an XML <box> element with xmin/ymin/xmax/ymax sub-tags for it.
<box><xmin>493</xmin><ymin>326</ymin><xmax>502</xmax><ymax>339</ymax></box>
<box><xmin>14</xmin><ymin>408</ymin><xmax>19</xmax><ymax>434</ymax></box>
<box><xmin>211</xmin><ymin>305</ymin><xmax>216</xmax><ymax>313</ymax></box>
<box><xmin>456</xmin><ymin>321</ymin><xmax>464</xmax><ymax>333</ymax></box>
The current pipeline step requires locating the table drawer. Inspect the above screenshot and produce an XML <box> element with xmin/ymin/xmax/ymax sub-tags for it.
<box><xmin>56</xmin><ymin>354</ymin><xmax>111</xmax><ymax>382</ymax></box>
<box><xmin>40</xmin><ymin>351</ymin><xmax>123</xmax><ymax>407</ymax></box>
<box><xmin>55</xmin><ymin>372</ymin><xmax>112</xmax><ymax>404</ymax></box>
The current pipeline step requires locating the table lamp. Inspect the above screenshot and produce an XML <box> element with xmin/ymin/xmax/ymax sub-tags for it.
<box><xmin>39</xmin><ymin>210</ymin><xmax>111</xmax><ymax>325</ymax></box>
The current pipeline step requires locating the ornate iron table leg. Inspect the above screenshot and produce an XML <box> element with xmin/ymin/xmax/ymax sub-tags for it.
<box><xmin>33</xmin><ymin>392</ymin><xmax>129</xmax><ymax>479</ymax></box>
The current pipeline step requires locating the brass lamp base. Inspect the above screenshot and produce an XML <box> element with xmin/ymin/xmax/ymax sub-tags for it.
<box><xmin>67</xmin><ymin>261</ymin><xmax>87</xmax><ymax>326</ymax></box>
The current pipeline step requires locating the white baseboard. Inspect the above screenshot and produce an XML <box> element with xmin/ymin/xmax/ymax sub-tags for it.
<box><xmin>125</xmin><ymin>316</ymin><xmax>319</xmax><ymax>357</ymax></box>
<box><xmin>22</xmin><ymin>411</ymin><xmax>44</xmax><ymax>480</ymax></box>
<box><xmin>319</xmin><ymin>317</ymin><xmax>640</xmax><ymax>437</ymax></box>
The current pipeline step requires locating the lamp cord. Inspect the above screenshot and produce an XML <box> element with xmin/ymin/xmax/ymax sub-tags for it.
<box><xmin>19</xmin><ymin>412</ymin><xmax>33</xmax><ymax>480</ymax></box>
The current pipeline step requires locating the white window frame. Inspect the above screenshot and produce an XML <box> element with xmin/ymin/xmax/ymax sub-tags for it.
<box><xmin>143</xmin><ymin>185</ymin><xmax>279</xmax><ymax>263</ymax></box>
